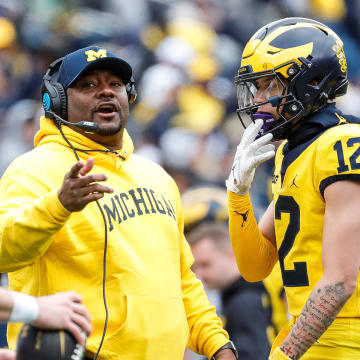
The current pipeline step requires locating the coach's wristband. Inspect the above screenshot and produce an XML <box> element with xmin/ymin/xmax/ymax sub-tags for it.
<box><xmin>211</xmin><ymin>341</ymin><xmax>238</xmax><ymax>359</ymax></box>
<box><xmin>9</xmin><ymin>292</ymin><xmax>39</xmax><ymax>323</ymax></box>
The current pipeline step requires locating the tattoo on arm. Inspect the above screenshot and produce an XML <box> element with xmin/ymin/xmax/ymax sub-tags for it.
<box><xmin>280</xmin><ymin>281</ymin><xmax>348</xmax><ymax>359</ymax></box>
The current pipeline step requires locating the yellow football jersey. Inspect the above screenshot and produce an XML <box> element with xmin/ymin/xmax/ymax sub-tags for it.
<box><xmin>272</xmin><ymin>121</ymin><xmax>360</xmax><ymax>317</ymax></box>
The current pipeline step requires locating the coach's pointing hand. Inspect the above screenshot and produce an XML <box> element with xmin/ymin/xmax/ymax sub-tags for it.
<box><xmin>58</xmin><ymin>158</ymin><xmax>114</xmax><ymax>212</ymax></box>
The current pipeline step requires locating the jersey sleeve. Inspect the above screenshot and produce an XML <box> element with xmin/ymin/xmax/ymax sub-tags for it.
<box><xmin>314</xmin><ymin>124</ymin><xmax>360</xmax><ymax>198</ymax></box>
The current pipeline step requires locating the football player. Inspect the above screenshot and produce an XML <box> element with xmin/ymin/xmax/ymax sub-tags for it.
<box><xmin>226</xmin><ymin>17</ymin><xmax>360</xmax><ymax>359</ymax></box>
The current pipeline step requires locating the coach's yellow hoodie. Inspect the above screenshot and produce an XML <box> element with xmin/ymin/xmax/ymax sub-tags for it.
<box><xmin>0</xmin><ymin>117</ymin><xmax>229</xmax><ymax>359</ymax></box>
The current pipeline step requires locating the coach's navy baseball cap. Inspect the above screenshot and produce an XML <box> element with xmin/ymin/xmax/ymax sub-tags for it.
<box><xmin>57</xmin><ymin>46</ymin><xmax>132</xmax><ymax>89</ymax></box>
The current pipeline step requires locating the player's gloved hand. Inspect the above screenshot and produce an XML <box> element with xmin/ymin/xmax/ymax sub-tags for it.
<box><xmin>268</xmin><ymin>347</ymin><xmax>291</xmax><ymax>360</ymax></box>
<box><xmin>226</xmin><ymin>119</ymin><xmax>275</xmax><ymax>195</ymax></box>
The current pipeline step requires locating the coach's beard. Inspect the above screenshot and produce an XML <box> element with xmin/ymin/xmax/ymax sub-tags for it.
<box><xmin>92</xmin><ymin>113</ymin><xmax>124</xmax><ymax>136</ymax></box>
<box><xmin>97</xmin><ymin>122</ymin><xmax>123</xmax><ymax>136</ymax></box>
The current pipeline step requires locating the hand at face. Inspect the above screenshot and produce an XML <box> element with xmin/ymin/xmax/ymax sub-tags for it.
<box><xmin>32</xmin><ymin>291</ymin><xmax>92</xmax><ymax>346</ymax></box>
<box><xmin>58</xmin><ymin>158</ymin><xmax>114</xmax><ymax>212</ymax></box>
<box><xmin>226</xmin><ymin>120</ymin><xmax>275</xmax><ymax>195</ymax></box>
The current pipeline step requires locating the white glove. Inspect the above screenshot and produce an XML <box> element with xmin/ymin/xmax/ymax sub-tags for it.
<box><xmin>226</xmin><ymin>120</ymin><xmax>275</xmax><ymax>195</ymax></box>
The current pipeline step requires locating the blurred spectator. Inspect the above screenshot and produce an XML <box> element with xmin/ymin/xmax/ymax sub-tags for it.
<box><xmin>158</xmin><ymin>127</ymin><xmax>202</xmax><ymax>193</ymax></box>
<box><xmin>188</xmin><ymin>222</ymin><xmax>274</xmax><ymax>360</ymax></box>
<box><xmin>0</xmin><ymin>99</ymin><xmax>39</xmax><ymax>174</ymax></box>
<box><xmin>182</xmin><ymin>185</ymin><xmax>228</xmax><ymax>234</ymax></box>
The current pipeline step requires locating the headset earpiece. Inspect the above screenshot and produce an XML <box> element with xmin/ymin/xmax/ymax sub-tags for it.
<box><xmin>51</xmin><ymin>83</ymin><xmax>67</xmax><ymax>119</ymax></box>
<box><xmin>126</xmin><ymin>76</ymin><xmax>137</xmax><ymax>103</ymax></box>
<box><xmin>41</xmin><ymin>57</ymin><xmax>68</xmax><ymax>120</ymax></box>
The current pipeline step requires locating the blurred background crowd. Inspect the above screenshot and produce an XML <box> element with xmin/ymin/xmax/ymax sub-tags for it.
<box><xmin>0</xmin><ymin>0</ymin><xmax>360</xmax><ymax>358</ymax></box>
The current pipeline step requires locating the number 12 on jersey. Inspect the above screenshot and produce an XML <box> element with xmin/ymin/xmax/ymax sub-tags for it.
<box><xmin>333</xmin><ymin>137</ymin><xmax>360</xmax><ymax>173</ymax></box>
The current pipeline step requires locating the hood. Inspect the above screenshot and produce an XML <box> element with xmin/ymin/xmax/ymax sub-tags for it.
<box><xmin>34</xmin><ymin>116</ymin><xmax>134</xmax><ymax>160</ymax></box>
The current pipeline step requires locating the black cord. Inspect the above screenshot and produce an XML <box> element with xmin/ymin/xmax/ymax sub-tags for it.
<box><xmin>73</xmin><ymin>147</ymin><xmax>125</xmax><ymax>160</ymax></box>
<box><xmin>58</xmin><ymin>125</ymin><xmax>81</xmax><ymax>161</ymax></box>
<box><xmin>58</xmin><ymin>124</ymin><xmax>109</xmax><ymax>360</ymax></box>
<box><xmin>93</xmin><ymin>201</ymin><xmax>109</xmax><ymax>360</ymax></box>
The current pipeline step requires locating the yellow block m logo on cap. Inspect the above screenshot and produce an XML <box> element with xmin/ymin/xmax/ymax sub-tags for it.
<box><xmin>85</xmin><ymin>49</ymin><xmax>107</xmax><ymax>62</ymax></box>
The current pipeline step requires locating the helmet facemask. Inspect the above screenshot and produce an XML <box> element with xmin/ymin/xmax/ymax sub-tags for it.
<box><xmin>235</xmin><ymin>62</ymin><xmax>305</xmax><ymax>140</ymax></box>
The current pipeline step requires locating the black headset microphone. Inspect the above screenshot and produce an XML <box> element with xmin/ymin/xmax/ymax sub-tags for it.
<box><xmin>48</xmin><ymin>110</ymin><xmax>100</xmax><ymax>134</ymax></box>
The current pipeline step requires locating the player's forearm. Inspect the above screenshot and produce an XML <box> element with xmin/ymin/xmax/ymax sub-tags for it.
<box><xmin>280</xmin><ymin>278</ymin><xmax>351</xmax><ymax>359</ymax></box>
<box><xmin>228</xmin><ymin>191</ymin><xmax>278</xmax><ymax>281</ymax></box>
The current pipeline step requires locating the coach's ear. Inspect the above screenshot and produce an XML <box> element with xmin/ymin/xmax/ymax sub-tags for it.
<box><xmin>16</xmin><ymin>324</ymin><xmax>86</xmax><ymax>360</ymax></box>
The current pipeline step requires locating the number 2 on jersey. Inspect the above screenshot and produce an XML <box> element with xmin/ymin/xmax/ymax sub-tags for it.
<box><xmin>275</xmin><ymin>195</ymin><xmax>309</xmax><ymax>287</ymax></box>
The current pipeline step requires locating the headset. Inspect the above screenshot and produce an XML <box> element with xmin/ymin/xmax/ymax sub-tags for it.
<box><xmin>41</xmin><ymin>56</ymin><xmax>137</xmax><ymax>360</ymax></box>
<box><xmin>41</xmin><ymin>57</ymin><xmax>137</xmax><ymax>133</ymax></box>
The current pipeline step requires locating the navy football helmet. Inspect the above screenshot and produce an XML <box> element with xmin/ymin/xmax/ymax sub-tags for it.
<box><xmin>235</xmin><ymin>17</ymin><xmax>348</xmax><ymax>140</ymax></box>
